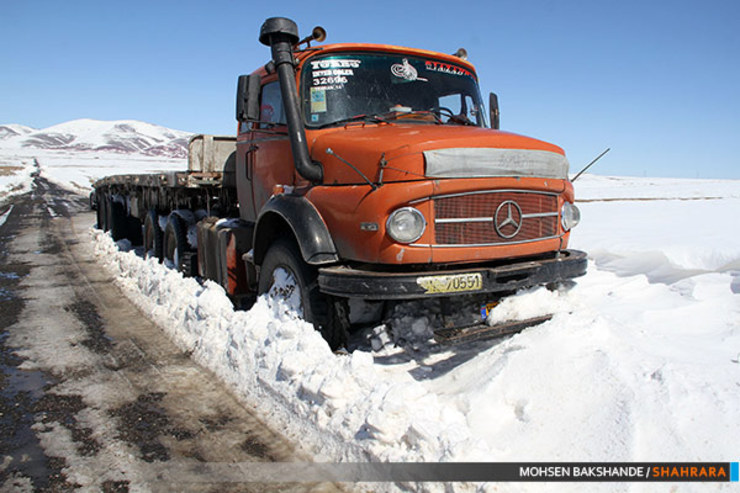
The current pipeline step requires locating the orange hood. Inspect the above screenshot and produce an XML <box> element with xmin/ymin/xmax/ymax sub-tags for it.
<box><xmin>308</xmin><ymin>124</ymin><xmax>569</xmax><ymax>185</ymax></box>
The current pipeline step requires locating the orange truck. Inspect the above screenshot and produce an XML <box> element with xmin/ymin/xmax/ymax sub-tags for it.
<box><xmin>93</xmin><ymin>17</ymin><xmax>587</xmax><ymax>348</ymax></box>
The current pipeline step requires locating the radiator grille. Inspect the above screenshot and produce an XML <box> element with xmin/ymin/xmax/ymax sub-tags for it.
<box><xmin>433</xmin><ymin>191</ymin><xmax>558</xmax><ymax>245</ymax></box>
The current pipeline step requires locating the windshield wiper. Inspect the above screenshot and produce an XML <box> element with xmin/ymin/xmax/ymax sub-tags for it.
<box><xmin>318</xmin><ymin>114</ymin><xmax>391</xmax><ymax>129</ymax></box>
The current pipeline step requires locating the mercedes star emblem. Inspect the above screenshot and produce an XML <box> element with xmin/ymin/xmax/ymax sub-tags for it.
<box><xmin>494</xmin><ymin>200</ymin><xmax>523</xmax><ymax>239</ymax></box>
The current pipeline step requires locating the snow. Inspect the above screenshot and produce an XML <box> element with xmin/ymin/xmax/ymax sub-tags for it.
<box><xmin>0</xmin><ymin>118</ymin><xmax>192</xmax><ymax>159</ymax></box>
<box><xmin>88</xmin><ymin>171</ymin><xmax>740</xmax><ymax>474</ymax></box>
<box><xmin>0</xmin><ymin>205</ymin><xmax>13</xmax><ymax>227</ymax></box>
<box><xmin>0</xmin><ymin>148</ymin><xmax>185</xmax><ymax>195</ymax></box>
<box><xmin>0</xmin><ymin>157</ymin><xmax>36</xmax><ymax>203</ymax></box>
<box><xmin>1</xmin><ymin>134</ymin><xmax>739</xmax><ymax>489</ymax></box>
<box><xmin>0</xmin><ymin>124</ymin><xmax>36</xmax><ymax>140</ymax></box>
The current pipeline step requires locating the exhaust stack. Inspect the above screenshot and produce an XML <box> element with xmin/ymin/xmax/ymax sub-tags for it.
<box><xmin>259</xmin><ymin>17</ymin><xmax>323</xmax><ymax>183</ymax></box>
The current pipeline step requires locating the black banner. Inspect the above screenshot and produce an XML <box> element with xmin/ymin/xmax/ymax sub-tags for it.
<box><xmin>146</xmin><ymin>461</ymin><xmax>738</xmax><ymax>483</ymax></box>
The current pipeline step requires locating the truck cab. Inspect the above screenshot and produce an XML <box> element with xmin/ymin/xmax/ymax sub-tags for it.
<box><xmin>232</xmin><ymin>18</ymin><xmax>586</xmax><ymax>347</ymax></box>
<box><xmin>93</xmin><ymin>17</ymin><xmax>586</xmax><ymax>350</ymax></box>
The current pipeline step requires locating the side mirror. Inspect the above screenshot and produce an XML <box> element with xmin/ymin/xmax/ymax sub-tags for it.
<box><xmin>236</xmin><ymin>74</ymin><xmax>261</xmax><ymax>122</ymax></box>
<box><xmin>489</xmin><ymin>92</ymin><xmax>500</xmax><ymax>130</ymax></box>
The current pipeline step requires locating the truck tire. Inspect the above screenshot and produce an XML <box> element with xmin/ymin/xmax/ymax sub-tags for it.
<box><xmin>108</xmin><ymin>197</ymin><xmax>142</xmax><ymax>245</ymax></box>
<box><xmin>108</xmin><ymin>198</ymin><xmax>127</xmax><ymax>241</ymax></box>
<box><xmin>96</xmin><ymin>194</ymin><xmax>107</xmax><ymax>230</ymax></box>
<box><xmin>258</xmin><ymin>238</ymin><xmax>349</xmax><ymax>350</ymax></box>
<box><xmin>163</xmin><ymin>213</ymin><xmax>195</xmax><ymax>275</ymax></box>
<box><xmin>143</xmin><ymin>209</ymin><xmax>164</xmax><ymax>261</ymax></box>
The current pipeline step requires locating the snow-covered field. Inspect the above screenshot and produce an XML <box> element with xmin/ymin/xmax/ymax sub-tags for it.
<box><xmin>1</xmin><ymin>141</ymin><xmax>738</xmax><ymax>489</ymax></box>
<box><xmin>0</xmin><ymin>148</ymin><xmax>185</xmax><ymax>197</ymax></box>
<box><xmin>0</xmin><ymin>119</ymin><xmax>190</xmax><ymax>198</ymax></box>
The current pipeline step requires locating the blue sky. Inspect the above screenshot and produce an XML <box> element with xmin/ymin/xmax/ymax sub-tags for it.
<box><xmin>2</xmin><ymin>0</ymin><xmax>738</xmax><ymax>178</ymax></box>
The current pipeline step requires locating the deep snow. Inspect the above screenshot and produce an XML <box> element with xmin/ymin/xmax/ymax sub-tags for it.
<box><xmin>1</xmin><ymin>143</ymin><xmax>739</xmax><ymax>491</ymax></box>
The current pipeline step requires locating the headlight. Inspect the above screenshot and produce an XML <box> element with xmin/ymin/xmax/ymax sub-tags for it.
<box><xmin>561</xmin><ymin>202</ymin><xmax>581</xmax><ymax>231</ymax></box>
<box><xmin>386</xmin><ymin>207</ymin><xmax>426</xmax><ymax>243</ymax></box>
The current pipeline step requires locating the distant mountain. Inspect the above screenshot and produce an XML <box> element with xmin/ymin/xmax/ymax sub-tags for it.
<box><xmin>0</xmin><ymin>119</ymin><xmax>192</xmax><ymax>158</ymax></box>
<box><xmin>0</xmin><ymin>124</ymin><xmax>36</xmax><ymax>140</ymax></box>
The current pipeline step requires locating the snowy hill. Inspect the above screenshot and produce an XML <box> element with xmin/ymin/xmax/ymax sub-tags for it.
<box><xmin>0</xmin><ymin>119</ymin><xmax>192</xmax><ymax>158</ymax></box>
<box><xmin>0</xmin><ymin>124</ymin><xmax>36</xmax><ymax>140</ymax></box>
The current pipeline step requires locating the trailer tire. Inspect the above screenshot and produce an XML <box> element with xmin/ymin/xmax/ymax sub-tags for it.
<box><xmin>143</xmin><ymin>209</ymin><xmax>164</xmax><ymax>261</ymax></box>
<box><xmin>96</xmin><ymin>193</ymin><xmax>107</xmax><ymax>230</ymax></box>
<box><xmin>108</xmin><ymin>199</ymin><xmax>127</xmax><ymax>241</ymax></box>
<box><xmin>163</xmin><ymin>213</ymin><xmax>195</xmax><ymax>275</ymax></box>
<box><xmin>258</xmin><ymin>238</ymin><xmax>349</xmax><ymax>350</ymax></box>
<box><xmin>108</xmin><ymin>197</ymin><xmax>142</xmax><ymax>245</ymax></box>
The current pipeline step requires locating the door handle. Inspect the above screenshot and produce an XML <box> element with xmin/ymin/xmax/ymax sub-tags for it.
<box><xmin>246</xmin><ymin>144</ymin><xmax>258</xmax><ymax>181</ymax></box>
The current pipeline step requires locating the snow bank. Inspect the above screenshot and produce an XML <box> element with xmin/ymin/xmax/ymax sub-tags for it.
<box><xmin>89</xmin><ymin>173</ymin><xmax>740</xmax><ymax>478</ymax></box>
<box><xmin>92</xmin><ymin>205</ymin><xmax>740</xmax><ymax>480</ymax></box>
<box><xmin>0</xmin><ymin>157</ymin><xmax>35</xmax><ymax>203</ymax></box>
<box><xmin>92</xmin><ymin>233</ymin><xmax>486</xmax><ymax>465</ymax></box>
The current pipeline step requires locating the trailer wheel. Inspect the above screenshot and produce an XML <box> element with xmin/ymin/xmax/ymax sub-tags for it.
<box><xmin>107</xmin><ymin>198</ymin><xmax>126</xmax><ymax>241</ymax></box>
<box><xmin>107</xmin><ymin>197</ymin><xmax>142</xmax><ymax>245</ymax></box>
<box><xmin>96</xmin><ymin>193</ymin><xmax>107</xmax><ymax>230</ymax></box>
<box><xmin>143</xmin><ymin>209</ymin><xmax>164</xmax><ymax>261</ymax></box>
<box><xmin>163</xmin><ymin>213</ymin><xmax>195</xmax><ymax>275</ymax></box>
<box><xmin>258</xmin><ymin>238</ymin><xmax>349</xmax><ymax>350</ymax></box>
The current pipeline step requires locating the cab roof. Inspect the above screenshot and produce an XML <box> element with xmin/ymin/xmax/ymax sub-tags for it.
<box><xmin>252</xmin><ymin>43</ymin><xmax>478</xmax><ymax>79</ymax></box>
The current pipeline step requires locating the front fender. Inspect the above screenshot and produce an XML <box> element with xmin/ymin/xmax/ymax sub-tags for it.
<box><xmin>253</xmin><ymin>194</ymin><xmax>339</xmax><ymax>266</ymax></box>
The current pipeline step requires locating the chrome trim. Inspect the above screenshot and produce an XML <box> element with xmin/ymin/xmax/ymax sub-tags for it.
<box><xmin>386</xmin><ymin>206</ymin><xmax>427</xmax><ymax>244</ymax></box>
<box><xmin>410</xmin><ymin>188</ymin><xmax>559</xmax><ymax>205</ymax></box>
<box><xmin>435</xmin><ymin>212</ymin><xmax>558</xmax><ymax>224</ymax></box>
<box><xmin>411</xmin><ymin>234</ymin><xmax>564</xmax><ymax>248</ymax></box>
<box><xmin>521</xmin><ymin>211</ymin><xmax>559</xmax><ymax>219</ymax></box>
<box><xmin>436</xmin><ymin>217</ymin><xmax>492</xmax><ymax>224</ymax></box>
<box><xmin>494</xmin><ymin>200</ymin><xmax>523</xmax><ymax>239</ymax></box>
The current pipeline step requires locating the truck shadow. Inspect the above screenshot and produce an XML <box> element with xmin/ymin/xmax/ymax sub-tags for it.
<box><xmin>354</xmin><ymin>330</ymin><xmax>513</xmax><ymax>381</ymax></box>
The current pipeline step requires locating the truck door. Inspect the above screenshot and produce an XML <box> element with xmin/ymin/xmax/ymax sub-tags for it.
<box><xmin>250</xmin><ymin>80</ymin><xmax>294</xmax><ymax>213</ymax></box>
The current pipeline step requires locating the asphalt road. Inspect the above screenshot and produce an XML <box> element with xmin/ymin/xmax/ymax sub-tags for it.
<box><xmin>0</xmin><ymin>174</ymin><xmax>335</xmax><ymax>491</ymax></box>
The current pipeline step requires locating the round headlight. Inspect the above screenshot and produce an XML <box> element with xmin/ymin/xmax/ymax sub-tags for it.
<box><xmin>386</xmin><ymin>207</ymin><xmax>426</xmax><ymax>243</ymax></box>
<box><xmin>561</xmin><ymin>202</ymin><xmax>581</xmax><ymax>231</ymax></box>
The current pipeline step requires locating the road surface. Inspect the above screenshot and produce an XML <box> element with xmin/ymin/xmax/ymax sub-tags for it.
<box><xmin>0</xmin><ymin>173</ymin><xmax>334</xmax><ymax>491</ymax></box>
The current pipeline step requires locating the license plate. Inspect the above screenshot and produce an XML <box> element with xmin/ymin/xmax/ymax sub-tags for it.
<box><xmin>416</xmin><ymin>272</ymin><xmax>483</xmax><ymax>295</ymax></box>
<box><xmin>480</xmin><ymin>301</ymin><xmax>500</xmax><ymax>321</ymax></box>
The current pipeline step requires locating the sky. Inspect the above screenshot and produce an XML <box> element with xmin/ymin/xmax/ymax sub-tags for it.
<box><xmin>1</xmin><ymin>0</ymin><xmax>739</xmax><ymax>179</ymax></box>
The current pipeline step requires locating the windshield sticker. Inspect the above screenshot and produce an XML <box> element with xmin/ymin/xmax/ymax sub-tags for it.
<box><xmin>391</xmin><ymin>58</ymin><xmax>428</xmax><ymax>82</ymax></box>
<box><xmin>310</xmin><ymin>87</ymin><xmax>327</xmax><ymax>113</ymax></box>
<box><xmin>313</xmin><ymin>76</ymin><xmax>349</xmax><ymax>88</ymax></box>
<box><xmin>311</xmin><ymin>59</ymin><xmax>361</xmax><ymax>90</ymax></box>
<box><xmin>310</xmin><ymin>59</ymin><xmax>362</xmax><ymax>70</ymax></box>
<box><xmin>424</xmin><ymin>60</ymin><xmax>473</xmax><ymax>78</ymax></box>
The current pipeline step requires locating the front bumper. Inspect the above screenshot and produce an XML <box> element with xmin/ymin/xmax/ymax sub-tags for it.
<box><xmin>318</xmin><ymin>249</ymin><xmax>587</xmax><ymax>300</ymax></box>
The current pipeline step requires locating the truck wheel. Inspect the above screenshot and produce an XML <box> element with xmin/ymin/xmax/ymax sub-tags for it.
<box><xmin>108</xmin><ymin>197</ymin><xmax>142</xmax><ymax>245</ymax></box>
<box><xmin>96</xmin><ymin>194</ymin><xmax>107</xmax><ymax>230</ymax></box>
<box><xmin>143</xmin><ymin>209</ymin><xmax>164</xmax><ymax>261</ymax></box>
<box><xmin>163</xmin><ymin>213</ymin><xmax>195</xmax><ymax>275</ymax></box>
<box><xmin>258</xmin><ymin>238</ymin><xmax>349</xmax><ymax>350</ymax></box>
<box><xmin>108</xmin><ymin>198</ymin><xmax>127</xmax><ymax>241</ymax></box>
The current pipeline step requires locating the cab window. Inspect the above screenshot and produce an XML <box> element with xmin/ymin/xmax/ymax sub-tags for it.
<box><xmin>260</xmin><ymin>82</ymin><xmax>286</xmax><ymax>129</ymax></box>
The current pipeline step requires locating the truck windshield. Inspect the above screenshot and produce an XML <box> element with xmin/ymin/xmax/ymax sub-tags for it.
<box><xmin>302</xmin><ymin>52</ymin><xmax>487</xmax><ymax>128</ymax></box>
